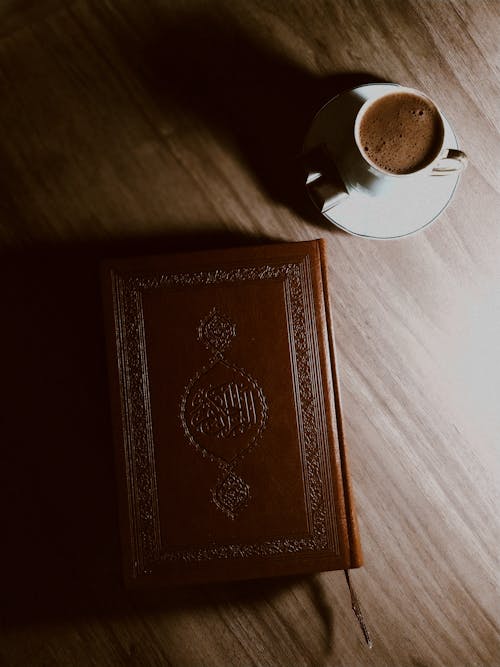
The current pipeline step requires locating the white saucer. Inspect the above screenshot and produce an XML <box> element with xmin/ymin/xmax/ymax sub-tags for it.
<box><xmin>303</xmin><ymin>83</ymin><xmax>462</xmax><ymax>239</ymax></box>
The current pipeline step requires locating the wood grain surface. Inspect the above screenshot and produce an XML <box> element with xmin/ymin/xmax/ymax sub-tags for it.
<box><xmin>0</xmin><ymin>1</ymin><xmax>498</xmax><ymax>666</ymax></box>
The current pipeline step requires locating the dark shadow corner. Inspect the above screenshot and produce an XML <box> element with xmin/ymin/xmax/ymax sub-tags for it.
<box><xmin>105</xmin><ymin>6</ymin><xmax>386</xmax><ymax>227</ymax></box>
<box><xmin>1</xmin><ymin>4</ymin><xmax>380</xmax><ymax>636</ymax></box>
<box><xmin>0</xmin><ymin>229</ymin><xmax>276</xmax><ymax>629</ymax></box>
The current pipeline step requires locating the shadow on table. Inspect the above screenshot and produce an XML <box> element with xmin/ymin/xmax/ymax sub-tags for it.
<box><xmin>0</xmin><ymin>230</ymin><xmax>335</xmax><ymax>661</ymax></box>
<box><xmin>0</xmin><ymin>6</ymin><xmax>378</xmax><ymax>658</ymax></box>
<box><xmin>0</xmin><ymin>229</ymin><xmax>258</xmax><ymax>627</ymax></box>
<box><xmin>104</xmin><ymin>5</ymin><xmax>384</xmax><ymax>227</ymax></box>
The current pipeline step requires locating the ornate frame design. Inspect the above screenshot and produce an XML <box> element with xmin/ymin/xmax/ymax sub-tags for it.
<box><xmin>180</xmin><ymin>307</ymin><xmax>269</xmax><ymax>520</ymax></box>
<box><xmin>111</xmin><ymin>256</ymin><xmax>339</xmax><ymax>576</ymax></box>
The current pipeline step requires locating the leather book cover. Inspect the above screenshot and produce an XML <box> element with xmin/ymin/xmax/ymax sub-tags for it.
<box><xmin>102</xmin><ymin>239</ymin><xmax>362</xmax><ymax>588</ymax></box>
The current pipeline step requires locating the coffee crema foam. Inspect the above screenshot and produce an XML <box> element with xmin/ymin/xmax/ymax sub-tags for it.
<box><xmin>358</xmin><ymin>92</ymin><xmax>444</xmax><ymax>175</ymax></box>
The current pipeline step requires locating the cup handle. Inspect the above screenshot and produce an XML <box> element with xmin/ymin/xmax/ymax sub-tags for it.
<box><xmin>431</xmin><ymin>149</ymin><xmax>468</xmax><ymax>175</ymax></box>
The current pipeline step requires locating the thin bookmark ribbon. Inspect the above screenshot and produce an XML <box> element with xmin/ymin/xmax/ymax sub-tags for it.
<box><xmin>344</xmin><ymin>570</ymin><xmax>373</xmax><ymax>649</ymax></box>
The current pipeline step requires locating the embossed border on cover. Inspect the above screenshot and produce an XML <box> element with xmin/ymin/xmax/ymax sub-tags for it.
<box><xmin>111</xmin><ymin>257</ymin><xmax>339</xmax><ymax>576</ymax></box>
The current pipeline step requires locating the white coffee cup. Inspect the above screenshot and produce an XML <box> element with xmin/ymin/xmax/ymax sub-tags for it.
<box><xmin>340</xmin><ymin>86</ymin><xmax>467</xmax><ymax>197</ymax></box>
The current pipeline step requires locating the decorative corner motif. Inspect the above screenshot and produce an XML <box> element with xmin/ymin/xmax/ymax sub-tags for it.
<box><xmin>212</xmin><ymin>471</ymin><xmax>251</xmax><ymax>519</ymax></box>
<box><xmin>180</xmin><ymin>309</ymin><xmax>268</xmax><ymax>519</ymax></box>
<box><xmin>197</xmin><ymin>307</ymin><xmax>236</xmax><ymax>355</ymax></box>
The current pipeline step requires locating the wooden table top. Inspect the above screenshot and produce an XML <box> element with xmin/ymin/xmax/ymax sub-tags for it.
<box><xmin>1</xmin><ymin>1</ymin><xmax>498</xmax><ymax>665</ymax></box>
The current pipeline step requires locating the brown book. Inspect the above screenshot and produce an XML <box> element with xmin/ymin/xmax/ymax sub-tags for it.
<box><xmin>102</xmin><ymin>239</ymin><xmax>362</xmax><ymax>588</ymax></box>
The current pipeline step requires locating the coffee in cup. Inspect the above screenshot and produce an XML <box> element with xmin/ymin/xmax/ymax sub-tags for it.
<box><xmin>304</xmin><ymin>85</ymin><xmax>467</xmax><ymax>206</ymax></box>
<box><xmin>357</xmin><ymin>91</ymin><xmax>444</xmax><ymax>175</ymax></box>
<box><xmin>346</xmin><ymin>87</ymin><xmax>467</xmax><ymax>196</ymax></box>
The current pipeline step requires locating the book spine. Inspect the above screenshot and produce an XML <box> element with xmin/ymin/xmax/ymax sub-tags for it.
<box><xmin>317</xmin><ymin>239</ymin><xmax>363</xmax><ymax>568</ymax></box>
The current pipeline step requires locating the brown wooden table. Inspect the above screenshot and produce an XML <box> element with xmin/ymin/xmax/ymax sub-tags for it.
<box><xmin>1</xmin><ymin>1</ymin><xmax>498</xmax><ymax>665</ymax></box>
